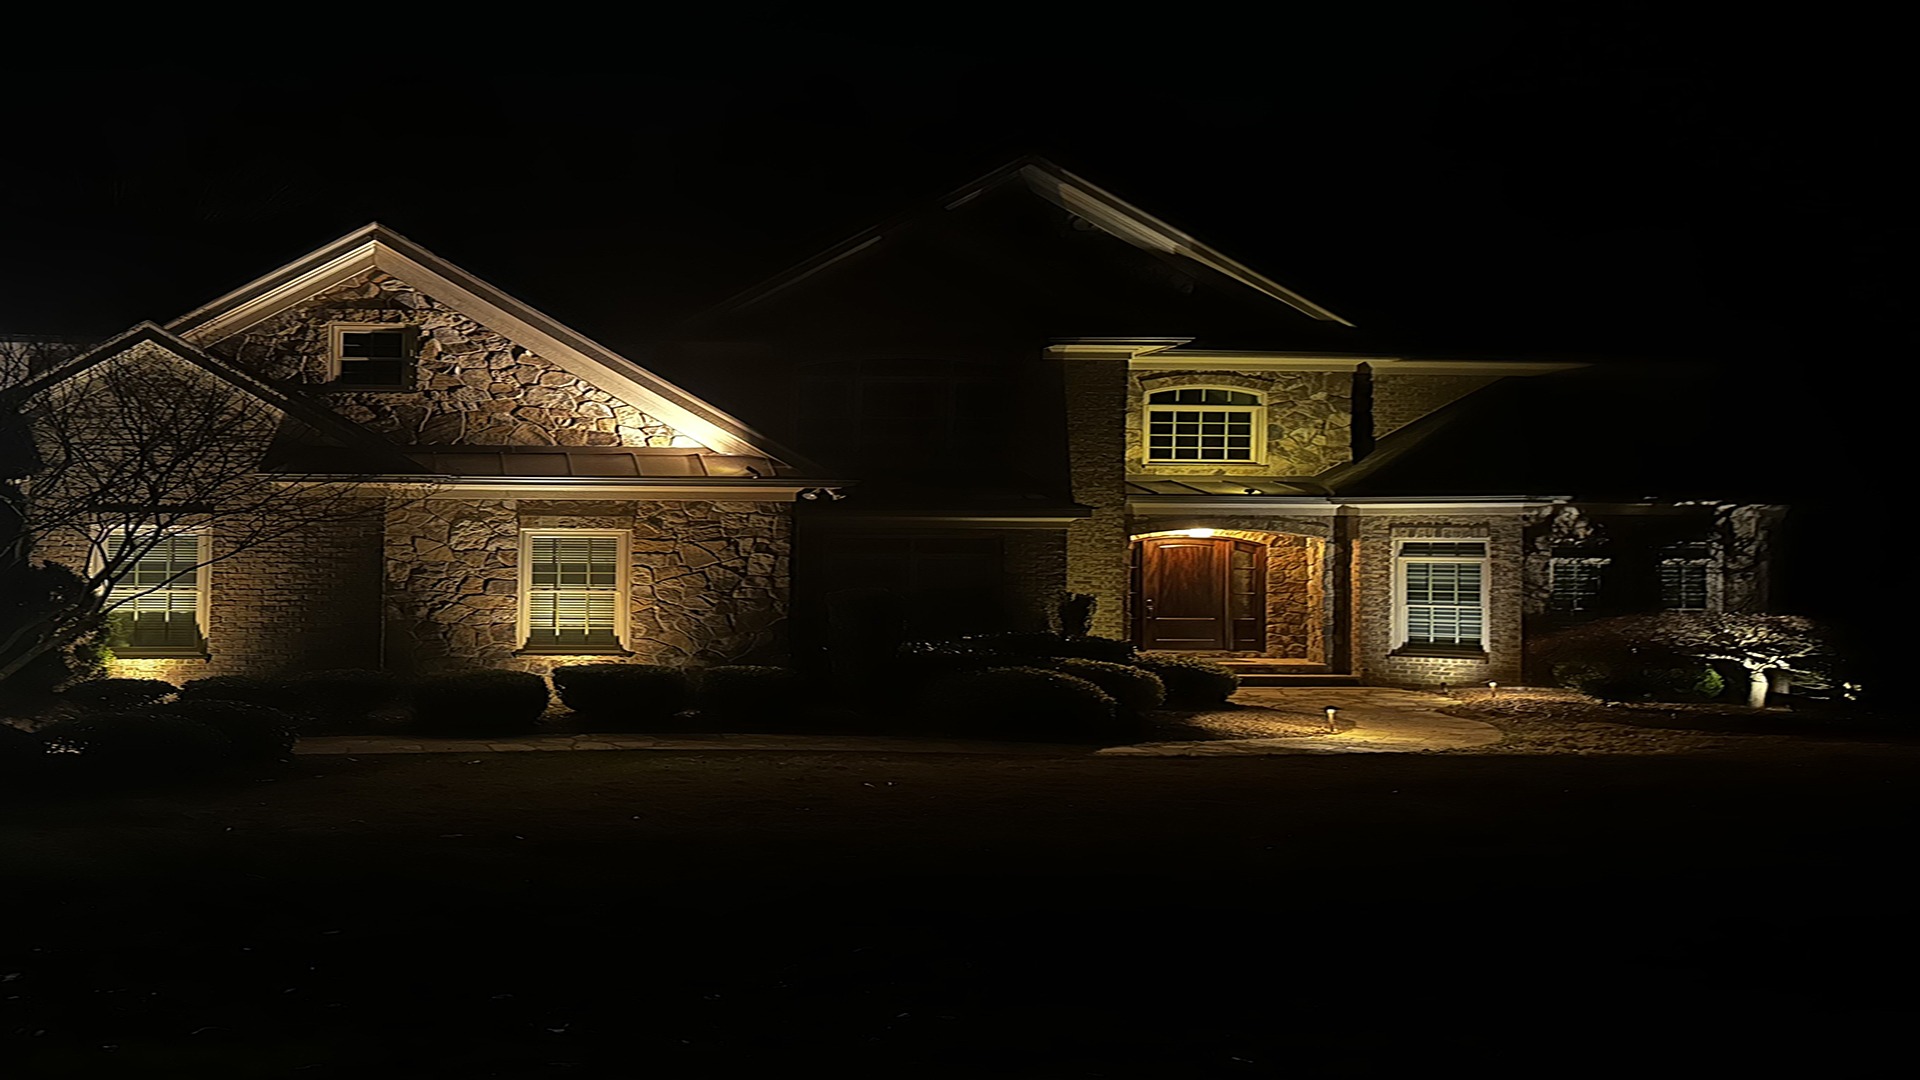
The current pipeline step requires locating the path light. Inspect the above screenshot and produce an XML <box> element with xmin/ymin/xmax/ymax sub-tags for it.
<box><xmin>1324</xmin><ymin>705</ymin><xmax>1339</xmax><ymax>733</ymax></box>
<box><xmin>1487</xmin><ymin>681</ymin><xmax>1499</xmax><ymax>699</ymax></box>
<box><xmin>1440</xmin><ymin>681</ymin><xmax>1451</xmax><ymax>697</ymax></box>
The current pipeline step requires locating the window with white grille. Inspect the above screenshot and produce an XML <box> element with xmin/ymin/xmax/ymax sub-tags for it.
<box><xmin>104</xmin><ymin>530</ymin><xmax>209</xmax><ymax>654</ymax></box>
<box><xmin>328</xmin><ymin>324</ymin><xmax>415</xmax><ymax>388</ymax></box>
<box><xmin>1550</xmin><ymin>557</ymin><xmax>1608</xmax><ymax>612</ymax></box>
<box><xmin>1397</xmin><ymin>540</ymin><xmax>1487</xmax><ymax>650</ymax></box>
<box><xmin>1659</xmin><ymin>541</ymin><xmax>1713</xmax><ymax>611</ymax></box>
<box><xmin>1144</xmin><ymin>388</ymin><xmax>1264</xmax><ymax>463</ymax></box>
<box><xmin>520</xmin><ymin>531</ymin><xmax>628</xmax><ymax>651</ymax></box>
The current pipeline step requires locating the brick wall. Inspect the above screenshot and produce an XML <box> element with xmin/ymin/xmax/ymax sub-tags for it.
<box><xmin>1370</xmin><ymin>374</ymin><xmax>1498</xmax><ymax>439</ymax></box>
<box><xmin>1354</xmin><ymin>514</ymin><xmax>1533</xmax><ymax>688</ymax></box>
<box><xmin>1061</xmin><ymin>358</ymin><xmax>1131</xmax><ymax>639</ymax></box>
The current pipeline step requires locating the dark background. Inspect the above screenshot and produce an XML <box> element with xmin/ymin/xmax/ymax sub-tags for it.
<box><xmin>2</xmin><ymin>11</ymin><xmax>1898</xmax><ymax>651</ymax></box>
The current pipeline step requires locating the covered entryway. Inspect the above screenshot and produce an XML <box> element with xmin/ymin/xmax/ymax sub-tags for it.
<box><xmin>1131</xmin><ymin>535</ymin><xmax>1264</xmax><ymax>651</ymax></box>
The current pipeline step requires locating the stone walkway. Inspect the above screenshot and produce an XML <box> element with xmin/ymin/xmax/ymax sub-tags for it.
<box><xmin>294</xmin><ymin>687</ymin><xmax>1500</xmax><ymax>757</ymax></box>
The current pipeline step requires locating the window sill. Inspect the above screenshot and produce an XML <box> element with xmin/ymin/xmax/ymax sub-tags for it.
<box><xmin>513</xmin><ymin>647</ymin><xmax>635</xmax><ymax>658</ymax></box>
<box><xmin>1390</xmin><ymin>644</ymin><xmax>1489</xmax><ymax>661</ymax></box>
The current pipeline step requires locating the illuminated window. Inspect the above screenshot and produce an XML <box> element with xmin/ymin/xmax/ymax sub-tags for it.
<box><xmin>1550</xmin><ymin>557</ymin><xmax>1608</xmax><ymax>612</ymax></box>
<box><xmin>328</xmin><ymin>324</ymin><xmax>415</xmax><ymax>388</ymax></box>
<box><xmin>1144</xmin><ymin>388</ymin><xmax>1264</xmax><ymax>464</ymax></box>
<box><xmin>1396</xmin><ymin>540</ymin><xmax>1487</xmax><ymax>652</ymax></box>
<box><xmin>103</xmin><ymin>530</ymin><xmax>209</xmax><ymax>655</ymax></box>
<box><xmin>519</xmin><ymin>530</ymin><xmax>629</xmax><ymax>652</ymax></box>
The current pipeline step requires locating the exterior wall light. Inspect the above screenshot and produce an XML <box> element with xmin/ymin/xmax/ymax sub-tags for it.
<box><xmin>1181</xmin><ymin>528</ymin><xmax>1215</xmax><ymax>538</ymax></box>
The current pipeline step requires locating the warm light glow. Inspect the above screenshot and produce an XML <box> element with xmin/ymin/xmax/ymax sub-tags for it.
<box><xmin>1181</xmin><ymin>528</ymin><xmax>1215</xmax><ymax>538</ymax></box>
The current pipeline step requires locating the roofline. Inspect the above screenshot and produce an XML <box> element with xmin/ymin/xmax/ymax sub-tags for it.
<box><xmin>161</xmin><ymin>224</ymin><xmax>825</xmax><ymax>473</ymax></box>
<box><xmin>1127</xmin><ymin>495</ymin><xmax>1569</xmax><ymax>515</ymax></box>
<box><xmin>693</xmin><ymin>155</ymin><xmax>1355</xmax><ymax>327</ymax></box>
<box><xmin>274</xmin><ymin>476</ymin><xmax>846</xmax><ymax>501</ymax></box>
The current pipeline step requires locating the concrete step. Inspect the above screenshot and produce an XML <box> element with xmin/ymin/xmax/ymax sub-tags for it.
<box><xmin>1236</xmin><ymin>673</ymin><xmax>1363</xmax><ymax>687</ymax></box>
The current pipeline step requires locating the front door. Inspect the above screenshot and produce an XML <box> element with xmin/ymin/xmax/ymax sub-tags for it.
<box><xmin>1133</xmin><ymin>536</ymin><xmax>1264</xmax><ymax>651</ymax></box>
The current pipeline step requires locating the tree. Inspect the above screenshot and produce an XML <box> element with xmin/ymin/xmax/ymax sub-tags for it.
<box><xmin>1</xmin><ymin>330</ymin><xmax>414</xmax><ymax>693</ymax></box>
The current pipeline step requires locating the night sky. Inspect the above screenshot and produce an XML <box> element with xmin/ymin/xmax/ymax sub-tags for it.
<box><xmin>4</xmin><ymin>14</ymin><xmax>1897</xmax><ymax>369</ymax></box>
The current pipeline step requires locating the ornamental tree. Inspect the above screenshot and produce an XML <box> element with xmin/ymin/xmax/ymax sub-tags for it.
<box><xmin>1539</xmin><ymin>612</ymin><xmax>1825</xmax><ymax>709</ymax></box>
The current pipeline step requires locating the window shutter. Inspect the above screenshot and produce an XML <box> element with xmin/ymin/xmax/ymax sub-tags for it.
<box><xmin>525</xmin><ymin>534</ymin><xmax>622</xmax><ymax>648</ymax></box>
<box><xmin>106</xmin><ymin>532</ymin><xmax>204</xmax><ymax>650</ymax></box>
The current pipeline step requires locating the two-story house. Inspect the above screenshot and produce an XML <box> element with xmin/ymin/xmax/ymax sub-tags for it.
<box><xmin>22</xmin><ymin>158</ymin><xmax>1783</xmax><ymax>689</ymax></box>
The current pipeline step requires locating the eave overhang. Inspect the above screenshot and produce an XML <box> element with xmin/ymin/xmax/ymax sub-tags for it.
<box><xmin>1127</xmin><ymin>494</ymin><xmax>1570</xmax><ymax>516</ymax></box>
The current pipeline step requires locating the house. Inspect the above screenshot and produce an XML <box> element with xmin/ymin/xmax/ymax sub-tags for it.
<box><xmin>17</xmin><ymin>158</ymin><xmax>1785</xmax><ymax>690</ymax></box>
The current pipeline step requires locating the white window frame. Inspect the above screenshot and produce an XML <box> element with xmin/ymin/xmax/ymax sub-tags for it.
<box><xmin>1549</xmin><ymin>556</ymin><xmax>1610</xmax><ymax>613</ymax></box>
<box><xmin>1392</xmin><ymin>538</ymin><xmax>1490</xmax><ymax>653</ymax></box>
<box><xmin>516</xmin><ymin>528</ymin><xmax>632</xmax><ymax>654</ymax></box>
<box><xmin>326</xmin><ymin>323</ymin><xmax>415</xmax><ymax>389</ymax></box>
<box><xmin>96</xmin><ymin>528</ymin><xmax>213</xmax><ymax>657</ymax></box>
<box><xmin>1142</xmin><ymin>386</ymin><xmax>1267</xmax><ymax>465</ymax></box>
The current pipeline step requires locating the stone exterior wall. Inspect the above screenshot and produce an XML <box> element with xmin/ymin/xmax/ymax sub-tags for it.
<box><xmin>1370</xmin><ymin>374</ymin><xmax>1498</xmax><ymax>439</ymax></box>
<box><xmin>1353</xmin><ymin>514</ymin><xmax>1535</xmax><ymax>688</ymax></box>
<box><xmin>214</xmin><ymin>270</ymin><xmax>691</xmax><ymax>447</ymax></box>
<box><xmin>1128</xmin><ymin>370</ymin><xmax>1352</xmax><ymax>477</ymax></box>
<box><xmin>382</xmin><ymin>498</ymin><xmax>791</xmax><ymax>675</ymax></box>
<box><xmin>1062</xmin><ymin>358</ymin><xmax>1131</xmax><ymax>638</ymax></box>
<box><xmin>1003</xmin><ymin>530</ymin><xmax>1070</xmax><ymax>633</ymax></box>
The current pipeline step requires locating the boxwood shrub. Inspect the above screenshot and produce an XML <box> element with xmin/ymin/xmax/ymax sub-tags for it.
<box><xmin>551</xmin><ymin>664</ymin><xmax>691</xmax><ymax>728</ymax></box>
<box><xmin>1552</xmin><ymin>661</ymin><xmax>1725</xmax><ymax>703</ymax></box>
<box><xmin>933</xmin><ymin>632</ymin><xmax>1138</xmax><ymax>665</ymax></box>
<box><xmin>694</xmin><ymin>666</ymin><xmax>799</xmax><ymax>727</ymax></box>
<box><xmin>409</xmin><ymin>670</ymin><xmax>551</xmax><ymax>736</ymax></box>
<box><xmin>59</xmin><ymin>678</ymin><xmax>176</xmax><ymax>712</ymax></box>
<box><xmin>1049</xmin><ymin>658</ymin><xmax>1166</xmax><ymax>717</ymax></box>
<box><xmin>154</xmin><ymin>700</ymin><xmax>298</xmax><ymax>761</ymax></box>
<box><xmin>1132</xmin><ymin>655</ymin><xmax>1239</xmax><ymax>708</ymax></box>
<box><xmin>38</xmin><ymin>710</ymin><xmax>231</xmax><ymax>775</ymax></box>
<box><xmin>286</xmin><ymin>669</ymin><xmax>407</xmax><ymax>731</ymax></box>
<box><xmin>177</xmin><ymin>674</ymin><xmax>303</xmax><ymax>711</ymax></box>
<box><xmin>917</xmin><ymin>666</ymin><xmax>1120</xmax><ymax>741</ymax></box>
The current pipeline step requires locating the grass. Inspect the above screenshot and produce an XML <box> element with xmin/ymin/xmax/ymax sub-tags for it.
<box><xmin>4</xmin><ymin>744</ymin><xmax>1918</xmax><ymax>1072</ymax></box>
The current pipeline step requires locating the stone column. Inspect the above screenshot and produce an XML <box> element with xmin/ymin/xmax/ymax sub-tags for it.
<box><xmin>1060</xmin><ymin>356</ymin><xmax>1131</xmax><ymax>639</ymax></box>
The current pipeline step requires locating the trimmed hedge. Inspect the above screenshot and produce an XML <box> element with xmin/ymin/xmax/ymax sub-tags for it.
<box><xmin>1049</xmin><ymin>658</ymin><xmax>1166</xmax><ymax>716</ymax></box>
<box><xmin>409</xmin><ymin>670</ymin><xmax>551</xmax><ymax>736</ymax></box>
<box><xmin>38</xmin><ymin>710</ymin><xmax>231</xmax><ymax>774</ymax></box>
<box><xmin>286</xmin><ymin>669</ymin><xmax>406</xmax><ymax>730</ymax></box>
<box><xmin>1552</xmin><ymin>661</ymin><xmax>1725</xmax><ymax>703</ymax></box>
<box><xmin>695</xmin><ymin>666</ymin><xmax>800</xmax><ymax>726</ymax></box>
<box><xmin>917</xmin><ymin>666</ymin><xmax>1120</xmax><ymax>741</ymax></box>
<box><xmin>1132</xmin><ymin>655</ymin><xmax>1239</xmax><ymax>708</ymax></box>
<box><xmin>177</xmin><ymin>675</ymin><xmax>303</xmax><ymax>711</ymax></box>
<box><xmin>59</xmin><ymin>678</ymin><xmax>176</xmax><ymax>712</ymax></box>
<box><xmin>154</xmin><ymin>700</ymin><xmax>298</xmax><ymax>761</ymax></box>
<box><xmin>932</xmin><ymin>632</ymin><xmax>1138</xmax><ymax>665</ymax></box>
<box><xmin>552</xmin><ymin>664</ymin><xmax>691</xmax><ymax>727</ymax></box>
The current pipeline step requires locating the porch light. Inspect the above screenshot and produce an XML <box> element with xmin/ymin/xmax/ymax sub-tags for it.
<box><xmin>1181</xmin><ymin>528</ymin><xmax>1215</xmax><ymax>538</ymax></box>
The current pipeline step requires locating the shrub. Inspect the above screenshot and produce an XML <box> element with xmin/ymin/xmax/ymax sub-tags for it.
<box><xmin>409</xmin><ymin>670</ymin><xmax>551</xmax><ymax>736</ymax></box>
<box><xmin>59</xmin><ymin>678</ymin><xmax>176</xmax><ymax>712</ymax></box>
<box><xmin>1049</xmin><ymin>658</ymin><xmax>1166</xmax><ymax>716</ymax></box>
<box><xmin>917</xmin><ymin>666</ymin><xmax>1120</xmax><ymax>741</ymax></box>
<box><xmin>38</xmin><ymin>710</ymin><xmax>230</xmax><ymax>775</ymax></box>
<box><xmin>0</xmin><ymin>723</ymin><xmax>46</xmax><ymax>778</ymax></box>
<box><xmin>551</xmin><ymin>664</ymin><xmax>690</xmax><ymax>727</ymax></box>
<box><xmin>154</xmin><ymin>700</ymin><xmax>298</xmax><ymax>761</ymax></box>
<box><xmin>694</xmin><ymin>666</ymin><xmax>800</xmax><ymax>726</ymax></box>
<box><xmin>951</xmin><ymin>632</ymin><xmax>1138</xmax><ymax>664</ymax></box>
<box><xmin>286</xmin><ymin>669</ymin><xmax>407</xmax><ymax>731</ymax></box>
<box><xmin>177</xmin><ymin>674</ymin><xmax>303</xmax><ymax>711</ymax></box>
<box><xmin>1553</xmin><ymin>661</ymin><xmax>1724</xmax><ymax>703</ymax></box>
<box><xmin>1132</xmin><ymin>655</ymin><xmax>1239</xmax><ymax>708</ymax></box>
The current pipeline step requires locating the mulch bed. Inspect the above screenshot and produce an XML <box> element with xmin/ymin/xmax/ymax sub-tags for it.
<box><xmin>1438</xmin><ymin>686</ymin><xmax>1908</xmax><ymax>754</ymax></box>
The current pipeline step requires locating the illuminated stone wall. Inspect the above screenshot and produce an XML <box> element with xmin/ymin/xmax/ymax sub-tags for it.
<box><xmin>382</xmin><ymin>498</ymin><xmax>791</xmax><ymax>674</ymax></box>
<box><xmin>212</xmin><ymin>270</ymin><xmax>690</xmax><ymax>447</ymax></box>
<box><xmin>1127</xmin><ymin>370</ymin><xmax>1352</xmax><ymax>478</ymax></box>
<box><xmin>1062</xmin><ymin>358</ymin><xmax>1132</xmax><ymax>638</ymax></box>
<box><xmin>1370</xmin><ymin>374</ymin><xmax>1498</xmax><ymax>439</ymax></box>
<box><xmin>1127</xmin><ymin>520</ymin><xmax>1334</xmax><ymax>662</ymax></box>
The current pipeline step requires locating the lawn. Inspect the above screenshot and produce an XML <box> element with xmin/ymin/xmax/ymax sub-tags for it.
<box><xmin>4</xmin><ymin>745</ymin><xmax>1917</xmax><ymax>1073</ymax></box>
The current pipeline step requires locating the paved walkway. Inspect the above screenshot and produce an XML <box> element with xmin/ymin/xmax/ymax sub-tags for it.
<box><xmin>294</xmin><ymin>687</ymin><xmax>1500</xmax><ymax>757</ymax></box>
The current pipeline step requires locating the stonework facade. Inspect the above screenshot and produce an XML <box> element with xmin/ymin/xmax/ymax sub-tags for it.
<box><xmin>1128</xmin><ymin>370</ymin><xmax>1352</xmax><ymax>477</ymax></box>
<box><xmin>213</xmin><ymin>271</ymin><xmax>690</xmax><ymax>448</ymax></box>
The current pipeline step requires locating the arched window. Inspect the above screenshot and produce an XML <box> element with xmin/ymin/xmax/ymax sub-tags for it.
<box><xmin>1144</xmin><ymin>387</ymin><xmax>1264</xmax><ymax>463</ymax></box>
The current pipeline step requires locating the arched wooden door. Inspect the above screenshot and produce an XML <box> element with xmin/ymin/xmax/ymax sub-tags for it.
<box><xmin>1132</xmin><ymin>537</ymin><xmax>1265</xmax><ymax>652</ymax></box>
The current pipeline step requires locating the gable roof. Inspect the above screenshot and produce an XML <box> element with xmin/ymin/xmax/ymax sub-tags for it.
<box><xmin>16</xmin><ymin>321</ymin><xmax>427</xmax><ymax>474</ymax></box>
<box><xmin>701</xmin><ymin>156</ymin><xmax>1354</xmax><ymax>327</ymax></box>
<box><xmin>162</xmin><ymin>224</ymin><xmax>820</xmax><ymax>472</ymax></box>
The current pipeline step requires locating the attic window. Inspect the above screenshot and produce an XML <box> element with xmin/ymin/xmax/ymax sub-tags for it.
<box><xmin>328</xmin><ymin>324</ymin><xmax>414</xmax><ymax>389</ymax></box>
<box><xmin>1144</xmin><ymin>387</ymin><xmax>1264</xmax><ymax>464</ymax></box>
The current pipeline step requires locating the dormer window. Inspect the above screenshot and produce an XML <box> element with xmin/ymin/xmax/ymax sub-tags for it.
<box><xmin>1144</xmin><ymin>387</ymin><xmax>1264</xmax><ymax>463</ymax></box>
<box><xmin>328</xmin><ymin>324</ymin><xmax>415</xmax><ymax>389</ymax></box>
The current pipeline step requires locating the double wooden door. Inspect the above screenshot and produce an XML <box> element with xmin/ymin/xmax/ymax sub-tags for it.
<box><xmin>1132</xmin><ymin>536</ymin><xmax>1265</xmax><ymax>652</ymax></box>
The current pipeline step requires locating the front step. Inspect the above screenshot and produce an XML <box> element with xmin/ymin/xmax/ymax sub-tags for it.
<box><xmin>1195</xmin><ymin>658</ymin><xmax>1360</xmax><ymax>688</ymax></box>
